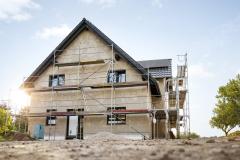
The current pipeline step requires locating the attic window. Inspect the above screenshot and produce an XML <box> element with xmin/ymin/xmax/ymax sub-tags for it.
<box><xmin>107</xmin><ymin>70</ymin><xmax>126</xmax><ymax>83</ymax></box>
<box><xmin>49</xmin><ymin>74</ymin><xmax>65</xmax><ymax>87</ymax></box>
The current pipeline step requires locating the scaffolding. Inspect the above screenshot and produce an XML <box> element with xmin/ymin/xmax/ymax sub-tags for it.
<box><xmin>21</xmin><ymin>44</ymin><xmax>190</xmax><ymax>140</ymax></box>
<box><xmin>163</xmin><ymin>54</ymin><xmax>190</xmax><ymax>138</ymax></box>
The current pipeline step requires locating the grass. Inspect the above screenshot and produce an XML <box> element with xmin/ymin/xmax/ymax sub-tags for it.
<box><xmin>0</xmin><ymin>135</ymin><xmax>6</xmax><ymax>142</ymax></box>
<box><xmin>0</xmin><ymin>134</ymin><xmax>12</xmax><ymax>142</ymax></box>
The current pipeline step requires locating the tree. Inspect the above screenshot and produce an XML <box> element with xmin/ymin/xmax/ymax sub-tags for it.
<box><xmin>0</xmin><ymin>105</ymin><xmax>14</xmax><ymax>134</ymax></box>
<box><xmin>14</xmin><ymin>106</ymin><xmax>29</xmax><ymax>133</ymax></box>
<box><xmin>210</xmin><ymin>74</ymin><xmax>240</xmax><ymax>136</ymax></box>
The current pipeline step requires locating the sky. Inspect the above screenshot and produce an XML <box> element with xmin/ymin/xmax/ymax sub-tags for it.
<box><xmin>0</xmin><ymin>0</ymin><xmax>240</xmax><ymax>137</ymax></box>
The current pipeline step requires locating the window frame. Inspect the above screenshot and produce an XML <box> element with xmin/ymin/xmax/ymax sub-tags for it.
<box><xmin>107</xmin><ymin>107</ymin><xmax>126</xmax><ymax>125</ymax></box>
<box><xmin>46</xmin><ymin>109</ymin><xmax>57</xmax><ymax>126</ymax></box>
<box><xmin>49</xmin><ymin>74</ymin><xmax>65</xmax><ymax>87</ymax></box>
<box><xmin>107</xmin><ymin>70</ymin><xmax>126</xmax><ymax>83</ymax></box>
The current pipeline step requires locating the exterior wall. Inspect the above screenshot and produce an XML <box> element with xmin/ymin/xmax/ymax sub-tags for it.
<box><xmin>29</xmin><ymin>86</ymin><xmax>151</xmax><ymax>139</ymax></box>
<box><xmin>152</xmin><ymin>78</ymin><xmax>165</xmax><ymax>109</ymax></box>
<box><xmin>28</xmin><ymin>117</ymin><xmax>67</xmax><ymax>140</ymax></box>
<box><xmin>152</xmin><ymin>78</ymin><xmax>167</xmax><ymax>138</ymax></box>
<box><xmin>33</xmin><ymin>30</ymin><xmax>142</xmax><ymax>89</ymax></box>
<box><xmin>84</xmin><ymin>115</ymin><xmax>151</xmax><ymax>139</ymax></box>
<box><xmin>27</xmin><ymin>29</ymin><xmax>158</xmax><ymax>140</ymax></box>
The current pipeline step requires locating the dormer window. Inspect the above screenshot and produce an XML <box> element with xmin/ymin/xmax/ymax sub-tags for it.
<box><xmin>49</xmin><ymin>74</ymin><xmax>65</xmax><ymax>87</ymax></box>
<box><xmin>107</xmin><ymin>70</ymin><xmax>126</xmax><ymax>83</ymax></box>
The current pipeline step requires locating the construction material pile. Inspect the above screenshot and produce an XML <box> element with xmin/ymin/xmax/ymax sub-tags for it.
<box><xmin>3</xmin><ymin>131</ymin><xmax>34</xmax><ymax>141</ymax></box>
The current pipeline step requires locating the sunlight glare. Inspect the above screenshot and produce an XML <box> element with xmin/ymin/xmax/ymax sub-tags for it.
<box><xmin>10</xmin><ymin>89</ymin><xmax>30</xmax><ymax>110</ymax></box>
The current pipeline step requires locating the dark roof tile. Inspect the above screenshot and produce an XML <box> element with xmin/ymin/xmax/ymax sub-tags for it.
<box><xmin>138</xmin><ymin>59</ymin><xmax>172</xmax><ymax>78</ymax></box>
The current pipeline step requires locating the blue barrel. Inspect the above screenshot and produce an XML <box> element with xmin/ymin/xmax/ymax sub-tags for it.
<box><xmin>33</xmin><ymin>124</ymin><xmax>44</xmax><ymax>139</ymax></box>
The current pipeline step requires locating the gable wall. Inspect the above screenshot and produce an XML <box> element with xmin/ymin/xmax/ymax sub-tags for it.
<box><xmin>34</xmin><ymin>30</ymin><xmax>142</xmax><ymax>89</ymax></box>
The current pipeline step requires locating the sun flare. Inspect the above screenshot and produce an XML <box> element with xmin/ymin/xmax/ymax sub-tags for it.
<box><xmin>10</xmin><ymin>89</ymin><xmax>30</xmax><ymax>110</ymax></box>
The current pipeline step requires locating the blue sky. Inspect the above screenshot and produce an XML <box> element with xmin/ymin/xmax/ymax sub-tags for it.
<box><xmin>0</xmin><ymin>0</ymin><xmax>240</xmax><ymax>136</ymax></box>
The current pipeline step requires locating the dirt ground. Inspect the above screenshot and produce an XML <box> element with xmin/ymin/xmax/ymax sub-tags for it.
<box><xmin>0</xmin><ymin>136</ymin><xmax>240</xmax><ymax>160</ymax></box>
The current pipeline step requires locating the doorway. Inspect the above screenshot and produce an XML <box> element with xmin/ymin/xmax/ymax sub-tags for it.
<box><xmin>66</xmin><ymin>109</ymin><xmax>84</xmax><ymax>139</ymax></box>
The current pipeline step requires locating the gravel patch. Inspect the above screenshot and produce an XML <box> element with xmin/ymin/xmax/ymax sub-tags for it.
<box><xmin>0</xmin><ymin>137</ymin><xmax>239</xmax><ymax>160</ymax></box>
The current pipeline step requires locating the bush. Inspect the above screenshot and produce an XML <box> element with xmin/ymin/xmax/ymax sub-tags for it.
<box><xmin>228</xmin><ymin>130</ymin><xmax>240</xmax><ymax>137</ymax></box>
<box><xmin>180</xmin><ymin>132</ymin><xmax>200</xmax><ymax>139</ymax></box>
<box><xmin>0</xmin><ymin>107</ymin><xmax>14</xmax><ymax>134</ymax></box>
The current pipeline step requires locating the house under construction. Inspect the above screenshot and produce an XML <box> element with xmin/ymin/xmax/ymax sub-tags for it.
<box><xmin>22</xmin><ymin>18</ymin><xmax>190</xmax><ymax>140</ymax></box>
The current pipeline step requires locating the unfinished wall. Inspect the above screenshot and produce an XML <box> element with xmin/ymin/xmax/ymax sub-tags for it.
<box><xmin>28</xmin><ymin>117</ymin><xmax>67</xmax><ymax>140</ymax></box>
<box><xmin>27</xmin><ymin>29</ymin><xmax>161</xmax><ymax>140</ymax></box>
<box><xmin>151</xmin><ymin>78</ymin><xmax>165</xmax><ymax>109</ymax></box>
<box><xmin>33</xmin><ymin>30</ymin><xmax>142</xmax><ymax>89</ymax></box>
<box><xmin>84</xmin><ymin>114</ymin><xmax>152</xmax><ymax>139</ymax></box>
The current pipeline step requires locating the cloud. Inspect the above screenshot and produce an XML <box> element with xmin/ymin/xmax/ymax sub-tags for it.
<box><xmin>151</xmin><ymin>0</ymin><xmax>163</xmax><ymax>8</ymax></box>
<box><xmin>189</xmin><ymin>64</ymin><xmax>214</xmax><ymax>78</ymax></box>
<box><xmin>79</xmin><ymin>0</ymin><xmax>116</xmax><ymax>8</ymax></box>
<box><xmin>0</xmin><ymin>0</ymin><xmax>40</xmax><ymax>22</ymax></box>
<box><xmin>35</xmin><ymin>24</ymin><xmax>72</xmax><ymax>40</ymax></box>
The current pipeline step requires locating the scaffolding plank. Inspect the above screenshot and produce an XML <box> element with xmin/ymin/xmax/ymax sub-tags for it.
<box><xmin>91</xmin><ymin>81</ymin><xmax>148</xmax><ymax>89</ymax></box>
<box><xmin>26</xmin><ymin>111</ymin><xmax>104</xmax><ymax>117</ymax></box>
<box><xmin>25</xmin><ymin>109</ymin><xmax>150</xmax><ymax>117</ymax></box>
<box><xmin>55</xmin><ymin>60</ymin><xmax>105</xmax><ymax>67</ymax></box>
<box><xmin>24</xmin><ymin>81</ymin><xmax>148</xmax><ymax>92</ymax></box>
<box><xmin>24</xmin><ymin>85</ymin><xmax>80</xmax><ymax>92</ymax></box>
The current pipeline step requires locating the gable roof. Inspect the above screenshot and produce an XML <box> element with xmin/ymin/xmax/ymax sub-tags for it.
<box><xmin>138</xmin><ymin>59</ymin><xmax>172</xmax><ymax>78</ymax></box>
<box><xmin>24</xmin><ymin>18</ymin><xmax>160</xmax><ymax>96</ymax></box>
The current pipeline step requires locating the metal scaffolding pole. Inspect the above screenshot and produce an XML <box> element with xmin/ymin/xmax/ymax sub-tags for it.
<box><xmin>176</xmin><ymin>77</ymin><xmax>180</xmax><ymax>138</ymax></box>
<box><xmin>185</xmin><ymin>53</ymin><xmax>190</xmax><ymax>136</ymax></box>
<box><xmin>110</xmin><ymin>44</ymin><xmax>114</xmax><ymax>133</ymax></box>
<box><xmin>49</xmin><ymin>50</ymin><xmax>55</xmax><ymax>141</ymax></box>
<box><xmin>164</xmin><ymin>78</ymin><xmax>169</xmax><ymax>139</ymax></box>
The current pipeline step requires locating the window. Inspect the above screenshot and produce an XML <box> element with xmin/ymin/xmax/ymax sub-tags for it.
<box><xmin>49</xmin><ymin>74</ymin><xmax>65</xmax><ymax>87</ymax></box>
<box><xmin>46</xmin><ymin>109</ymin><xmax>57</xmax><ymax>126</ymax></box>
<box><xmin>107</xmin><ymin>70</ymin><xmax>126</xmax><ymax>83</ymax></box>
<box><xmin>107</xmin><ymin>107</ymin><xmax>126</xmax><ymax>125</ymax></box>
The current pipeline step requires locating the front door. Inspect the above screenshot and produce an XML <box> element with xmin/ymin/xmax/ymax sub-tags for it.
<box><xmin>66</xmin><ymin>109</ymin><xmax>84</xmax><ymax>139</ymax></box>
